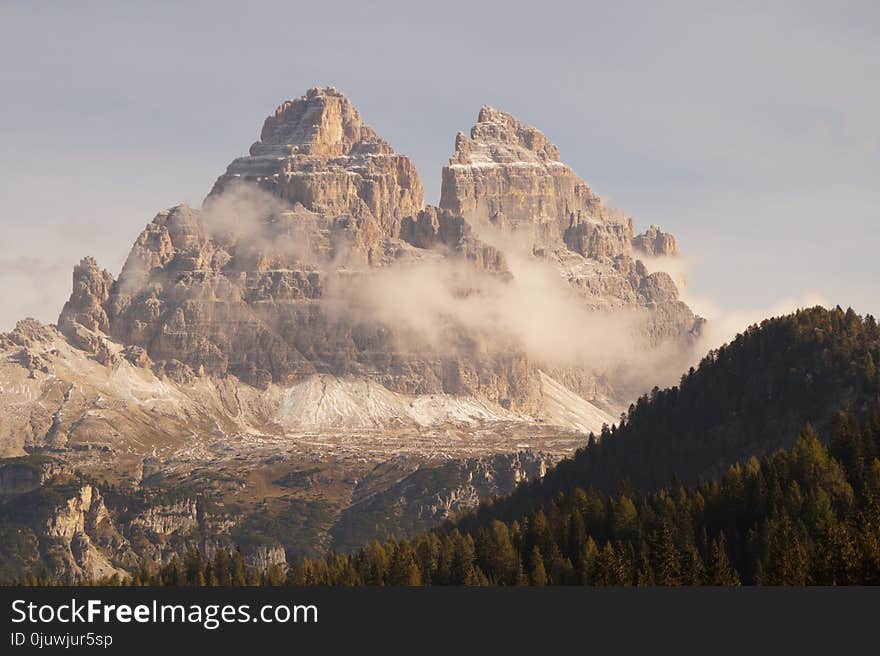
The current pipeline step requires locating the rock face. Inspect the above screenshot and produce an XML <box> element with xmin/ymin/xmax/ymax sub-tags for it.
<box><xmin>330</xmin><ymin>451</ymin><xmax>554</xmax><ymax>552</ymax></box>
<box><xmin>0</xmin><ymin>459</ymin><xmax>241</xmax><ymax>582</ymax></box>
<box><xmin>441</xmin><ymin>106</ymin><xmax>622</xmax><ymax>249</ymax></box>
<box><xmin>57</xmin><ymin>257</ymin><xmax>115</xmax><ymax>352</ymax></box>
<box><xmin>399</xmin><ymin>206</ymin><xmax>508</xmax><ymax>274</ymax></box>
<box><xmin>0</xmin><ymin>459</ymin><xmax>69</xmax><ymax>496</ymax></box>
<box><xmin>41</xmin><ymin>484</ymin><xmax>131</xmax><ymax>581</ymax></box>
<box><xmin>57</xmin><ymin>89</ymin><xmax>699</xmax><ymax>410</ymax></box>
<box><xmin>633</xmin><ymin>225</ymin><xmax>680</xmax><ymax>257</ymax></box>
<box><xmin>0</xmin><ymin>317</ymin><xmax>610</xmax><ymax>461</ymax></box>
<box><xmin>0</xmin><ymin>448</ymin><xmax>559</xmax><ymax>581</ymax></box>
<box><xmin>439</xmin><ymin>105</ymin><xmax>701</xmax><ymax>356</ymax></box>
<box><xmin>57</xmin><ymin>89</ymin><xmax>539</xmax><ymax>409</ymax></box>
<box><xmin>212</xmin><ymin>86</ymin><xmax>423</xmax><ymax>239</ymax></box>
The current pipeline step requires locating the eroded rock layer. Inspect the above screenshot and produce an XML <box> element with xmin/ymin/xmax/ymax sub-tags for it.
<box><xmin>211</xmin><ymin>86</ymin><xmax>423</xmax><ymax>238</ymax></box>
<box><xmin>440</xmin><ymin>105</ymin><xmax>701</xmax><ymax>354</ymax></box>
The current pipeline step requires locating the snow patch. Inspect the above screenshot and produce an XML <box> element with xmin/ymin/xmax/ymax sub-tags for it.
<box><xmin>536</xmin><ymin>370</ymin><xmax>614</xmax><ymax>435</ymax></box>
<box><xmin>274</xmin><ymin>375</ymin><xmax>519</xmax><ymax>431</ymax></box>
<box><xmin>274</xmin><ymin>372</ymin><xmax>614</xmax><ymax>435</ymax></box>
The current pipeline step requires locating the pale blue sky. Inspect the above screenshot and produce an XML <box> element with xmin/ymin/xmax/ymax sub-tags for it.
<box><xmin>1</xmin><ymin>0</ymin><xmax>877</xmax><ymax>333</ymax></box>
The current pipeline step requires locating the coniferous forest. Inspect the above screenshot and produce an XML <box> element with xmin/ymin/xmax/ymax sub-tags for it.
<box><xmin>18</xmin><ymin>307</ymin><xmax>880</xmax><ymax>586</ymax></box>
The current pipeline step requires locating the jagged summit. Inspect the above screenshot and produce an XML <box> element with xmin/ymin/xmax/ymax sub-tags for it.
<box><xmin>441</xmin><ymin>105</ymin><xmax>626</xmax><ymax>246</ymax></box>
<box><xmin>252</xmin><ymin>86</ymin><xmax>392</xmax><ymax>158</ymax></box>
<box><xmin>450</xmin><ymin>105</ymin><xmax>562</xmax><ymax>166</ymax></box>
<box><xmin>53</xmin><ymin>86</ymin><xmax>699</xmax><ymax>402</ymax></box>
<box><xmin>633</xmin><ymin>224</ymin><xmax>680</xmax><ymax>257</ymax></box>
<box><xmin>440</xmin><ymin>104</ymin><xmax>700</xmax><ymax>350</ymax></box>
<box><xmin>212</xmin><ymin>86</ymin><xmax>423</xmax><ymax>235</ymax></box>
<box><xmin>441</xmin><ymin>105</ymin><xmax>684</xmax><ymax>260</ymax></box>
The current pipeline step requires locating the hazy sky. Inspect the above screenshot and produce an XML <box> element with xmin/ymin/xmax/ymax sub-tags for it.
<box><xmin>1</xmin><ymin>0</ymin><xmax>877</xmax><ymax>333</ymax></box>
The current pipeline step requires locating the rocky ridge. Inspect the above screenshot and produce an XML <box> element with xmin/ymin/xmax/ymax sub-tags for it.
<box><xmin>2</xmin><ymin>86</ymin><xmax>705</xmax><ymax>580</ymax></box>
<box><xmin>441</xmin><ymin>105</ymin><xmax>696</xmax><ymax>326</ymax></box>
<box><xmin>212</xmin><ymin>86</ymin><xmax>423</xmax><ymax>239</ymax></box>
<box><xmin>57</xmin><ymin>87</ymin><xmax>699</xmax><ymax>409</ymax></box>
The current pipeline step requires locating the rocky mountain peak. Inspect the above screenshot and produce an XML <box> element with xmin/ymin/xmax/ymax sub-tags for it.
<box><xmin>450</xmin><ymin>105</ymin><xmax>561</xmax><ymax>166</ymax></box>
<box><xmin>441</xmin><ymin>106</ymin><xmax>613</xmax><ymax>243</ymax></box>
<box><xmin>633</xmin><ymin>224</ymin><xmax>680</xmax><ymax>257</ymax></box>
<box><xmin>253</xmin><ymin>86</ymin><xmax>391</xmax><ymax>159</ymax></box>
<box><xmin>212</xmin><ymin>86</ymin><xmax>423</xmax><ymax>236</ymax></box>
<box><xmin>57</xmin><ymin>257</ymin><xmax>114</xmax><ymax>351</ymax></box>
<box><xmin>51</xmin><ymin>86</ymin><xmax>699</xmax><ymax>400</ymax></box>
<box><xmin>439</xmin><ymin>104</ymin><xmax>700</xmax><ymax>356</ymax></box>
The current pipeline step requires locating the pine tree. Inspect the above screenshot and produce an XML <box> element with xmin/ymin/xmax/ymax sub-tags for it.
<box><xmin>389</xmin><ymin>541</ymin><xmax>422</xmax><ymax>586</ymax></box>
<box><xmin>765</xmin><ymin>514</ymin><xmax>809</xmax><ymax>585</ymax></box>
<box><xmin>681</xmin><ymin>545</ymin><xmax>705</xmax><ymax>585</ymax></box>
<box><xmin>813</xmin><ymin>521</ymin><xmax>858</xmax><ymax>585</ymax></box>
<box><xmin>651</xmin><ymin>522</ymin><xmax>681</xmax><ymax>586</ymax></box>
<box><xmin>578</xmin><ymin>537</ymin><xmax>599</xmax><ymax>584</ymax></box>
<box><xmin>477</xmin><ymin>521</ymin><xmax>519</xmax><ymax>585</ymax></box>
<box><xmin>528</xmin><ymin>546</ymin><xmax>547</xmax><ymax>586</ymax></box>
<box><xmin>705</xmin><ymin>533</ymin><xmax>741</xmax><ymax>585</ymax></box>
<box><xmin>612</xmin><ymin>496</ymin><xmax>639</xmax><ymax>542</ymax></box>
<box><xmin>232</xmin><ymin>548</ymin><xmax>247</xmax><ymax>586</ymax></box>
<box><xmin>184</xmin><ymin>549</ymin><xmax>206</xmax><ymax>586</ymax></box>
<box><xmin>636</xmin><ymin>549</ymin><xmax>655</xmax><ymax>586</ymax></box>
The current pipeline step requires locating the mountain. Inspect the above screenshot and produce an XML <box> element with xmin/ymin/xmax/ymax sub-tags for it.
<box><xmin>0</xmin><ymin>86</ymin><xmax>702</xmax><ymax>582</ymax></box>
<box><xmin>55</xmin><ymin>87</ymin><xmax>698</xmax><ymax>408</ymax></box>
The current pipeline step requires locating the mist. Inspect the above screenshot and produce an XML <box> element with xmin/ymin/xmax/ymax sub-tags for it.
<box><xmin>642</xmin><ymin>252</ymin><xmax>829</xmax><ymax>350</ymax></box>
<box><xmin>0</xmin><ymin>173</ymin><xmax>836</xmax><ymax>412</ymax></box>
<box><xmin>321</xmin><ymin>202</ymin><xmax>705</xmax><ymax>400</ymax></box>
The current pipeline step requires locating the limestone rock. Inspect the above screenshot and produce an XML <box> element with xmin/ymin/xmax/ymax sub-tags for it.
<box><xmin>53</xmin><ymin>91</ymin><xmax>542</xmax><ymax>408</ymax></box>
<box><xmin>247</xmin><ymin>545</ymin><xmax>287</xmax><ymax>571</ymax></box>
<box><xmin>399</xmin><ymin>206</ymin><xmax>508</xmax><ymax>274</ymax></box>
<box><xmin>51</xmin><ymin>87</ymin><xmax>701</xmax><ymax>412</ymax></box>
<box><xmin>121</xmin><ymin>345</ymin><xmax>151</xmax><ymax>368</ymax></box>
<box><xmin>440</xmin><ymin>105</ymin><xmax>701</xmax><ymax>353</ymax></box>
<box><xmin>633</xmin><ymin>225</ymin><xmax>680</xmax><ymax>257</ymax></box>
<box><xmin>57</xmin><ymin>257</ymin><xmax>114</xmax><ymax>351</ymax></box>
<box><xmin>42</xmin><ymin>484</ymin><xmax>133</xmax><ymax>582</ymax></box>
<box><xmin>639</xmin><ymin>271</ymin><xmax>680</xmax><ymax>305</ymax></box>
<box><xmin>0</xmin><ymin>459</ymin><xmax>70</xmax><ymax>495</ymax></box>
<box><xmin>211</xmin><ymin>86</ymin><xmax>424</xmax><ymax>238</ymax></box>
<box><xmin>441</xmin><ymin>105</ymin><xmax>626</xmax><ymax>249</ymax></box>
<box><xmin>330</xmin><ymin>451</ymin><xmax>555</xmax><ymax>551</ymax></box>
<box><xmin>129</xmin><ymin>499</ymin><xmax>200</xmax><ymax>536</ymax></box>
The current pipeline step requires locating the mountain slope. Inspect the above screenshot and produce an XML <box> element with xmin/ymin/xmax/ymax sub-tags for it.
<box><xmin>275</xmin><ymin>417</ymin><xmax>880</xmax><ymax>586</ymax></box>
<box><xmin>460</xmin><ymin>305</ymin><xmax>880</xmax><ymax>528</ymax></box>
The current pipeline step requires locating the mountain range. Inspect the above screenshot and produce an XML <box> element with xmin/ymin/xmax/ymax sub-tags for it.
<box><xmin>0</xmin><ymin>86</ymin><xmax>704</xmax><ymax>582</ymax></box>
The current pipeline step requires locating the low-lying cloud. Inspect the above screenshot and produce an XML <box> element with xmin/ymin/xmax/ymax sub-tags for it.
<box><xmin>1</xmin><ymin>178</ymin><xmax>836</xmax><ymax>410</ymax></box>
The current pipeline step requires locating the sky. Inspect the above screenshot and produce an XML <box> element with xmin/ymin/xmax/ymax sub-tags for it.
<box><xmin>0</xmin><ymin>0</ymin><xmax>877</xmax><ymax>335</ymax></box>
